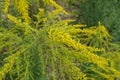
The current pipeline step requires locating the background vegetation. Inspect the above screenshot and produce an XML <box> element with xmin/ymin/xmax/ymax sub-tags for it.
<box><xmin>66</xmin><ymin>0</ymin><xmax>120</xmax><ymax>42</ymax></box>
<box><xmin>0</xmin><ymin>0</ymin><xmax>120</xmax><ymax>80</ymax></box>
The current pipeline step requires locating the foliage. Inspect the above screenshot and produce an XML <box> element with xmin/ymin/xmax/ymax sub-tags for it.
<box><xmin>0</xmin><ymin>0</ymin><xmax>120</xmax><ymax>80</ymax></box>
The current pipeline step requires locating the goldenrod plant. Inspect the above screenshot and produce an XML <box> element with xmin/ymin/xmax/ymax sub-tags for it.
<box><xmin>0</xmin><ymin>0</ymin><xmax>120</xmax><ymax>80</ymax></box>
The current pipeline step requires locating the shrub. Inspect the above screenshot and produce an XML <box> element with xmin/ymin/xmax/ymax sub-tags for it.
<box><xmin>0</xmin><ymin>0</ymin><xmax>120</xmax><ymax>80</ymax></box>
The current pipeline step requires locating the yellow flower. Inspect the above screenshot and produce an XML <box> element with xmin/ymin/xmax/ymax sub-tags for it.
<box><xmin>7</xmin><ymin>14</ymin><xmax>17</xmax><ymax>23</ymax></box>
<box><xmin>14</xmin><ymin>0</ymin><xmax>30</xmax><ymax>24</ymax></box>
<box><xmin>73</xmin><ymin>24</ymin><xmax>86</xmax><ymax>28</ymax></box>
<box><xmin>4</xmin><ymin>0</ymin><xmax>10</xmax><ymax>13</ymax></box>
<box><xmin>44</xmin><ymin>0</ymin><xmax>69</xmax><ymax>15</ymax></box>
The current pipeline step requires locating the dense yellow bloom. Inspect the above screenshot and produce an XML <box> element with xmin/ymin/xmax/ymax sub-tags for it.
<box><xmin>14</xmin><ymin>0</ymin><xmax>30</xmax><ymax>24</ymax></box>
<box><xmin>73</xmin><ymin>24</ymin><xmax>86</xmax><ymax>28</ymax></box>
<box><xmin>0</xmin><ymin>52</ymin><xmax>20</xmax><ymax>80</ymax></box>
<box><xmin>2</xmin><ymin>0</ymin><xmax>120</xmax><ymax>79</ymax></box>
<box><xmin>69</xmin><ymin>28</ymin><xmax>96</xmax><ymax>35</ymax></box>
<box><xmin>49</xmin><ymin>0</ymin><xmax>69</xmax><ymax>15</ymax></box>
<box><xmin>43</xmin><ymin>0</ymin><xmax>69</xmax><ymax>15</ymax></box>
<box><xmin>97</xmin><ymin>22</ymin><xmax>112</xmax><ymax>38</ymax></box>
<box><xmin>49</xmin><ymin>28</ymin><xmax>103</xmax><ymax>52</ymax></box>
<box><xmin>4</xmin><ymin>0</ymin><xmax>10</xmax><ymax>13</ymax></box>
<box><xmin>48</xmin><ymin>28</ymin><xmax>108</xmax><ymax>73</ymax></box>
<box><xmin>4</xmin><ymin>0</ymin><xmax>30</xmax><ymax>24</ymax></box>
<box><xmin>63</xmin><ymin>19</ymin><xmax>76</xmax><ymax>22</ymax></box>
<box><xmin>7</xmin><ymin>14</ymin><xmax>21</xmax><ymax>25</ymax></box>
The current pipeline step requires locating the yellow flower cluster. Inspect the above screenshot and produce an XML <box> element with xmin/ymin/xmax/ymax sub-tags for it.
<box><xmin>43</xmin><ymin>0</ymin><xmax>69</xmax><ymax>15</ymax></box>
<box><xmin>61</xmin><ymin>19</ymin><xmax>75</xmax><ymax>26</ymax></box>
<box><xmin>0</xmin><ymin>63</ymin><xmax>12</xmax><ymax>80</ymax></box>
<box><xmin>50</xmin><ymin>0</ymin><xmax>69</xmax><ymax>15</ymax></box>
<box><xmin>87</xmin><ymin>22</ymin><xmax>113</xmax><ymax>51</ymax></box>
<box><xmin>73</xmin><ymin>24</ymin><xmax>86</xmax><ymax>28</ymax></box>
<box><xmin>7</xmin><ymin>14</ymin><xmax>32</xmax><ymax>35</ymax></box>
<box><xmin>4</xmin><ymin>0</ymin><xmax>30</xmax><ymax>24</ymax></box>
<box><xmin>91</xmin><ymin>68</ymin><xmax>113</xmax><ymax>79</ymax></box>
<box><xmin>38</xmin><ymin>9</ymin><xmax>45</xmax><ymax>16</ymax></box>
<box><xmin>7</xmin><ymin>14</ymin><xmax>30</xmax><ymax>27</ymax></box>
<box><xmin>69</xmin><ymin>28</ymin><xmax>96</xmax><ymax>35</ymax></box>
<box><xmin>7</xmin><ymin>14</ymin><xmax>21</xmax><ymax>24</ymax></box>
<box><xmin>97</xmin><ymin>22</ymin><xmax>112</xmax><ymax>38</ymax></box>
<box><xmin>14</xmin><ymin>0</ymin><xmax>30</xmax><ymax>24</ymax></box>
<box><xmin>62</xmin><ymin>59</ymin><xmax>87</xmax><ymax>80</ymax></box>
<box><xmin>4</xmin><ymin>0</ymin><xmax>10</xmax><ymax>13</ymax></box>
<box><xmin>48</xmin><ymin>28</ymin><xmax>109</xmax><ymax>74</ymax></box>
<box><xmin>86</xmin><ymin>51</ymin><xmax>108</xmax><ymax>68</ymax></box>
<box><xmin>49</xmin><ymin>28</ymin><xmax>103</xmax><ymax>52</ymax></box>
<box><xmin>0</xmin><ymin>52</ymin><xmax>20</xmax><ymax>80</ymax></box>
<box><xmin>109</xmin><ymin>68</ymin><xmax>120</xmax><ymax>78</ymax></box>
